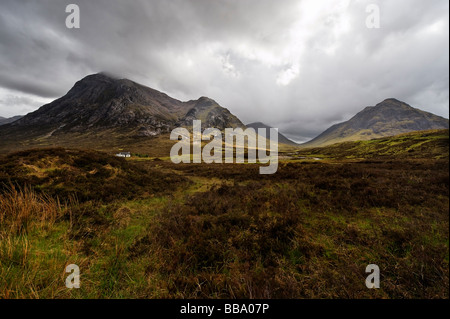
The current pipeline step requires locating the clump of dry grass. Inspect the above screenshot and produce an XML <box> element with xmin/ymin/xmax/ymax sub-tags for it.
<box><xmin>0</xmin><ymin>183</ymin><xmax>62</xmax><ymax>234</ymax></box>
<box><xmin>0</xmin><ymin>234</ymin><xmax>30</xmax><ymax>267</ymax></box>
<box><xmin>0</xmin><ymin>184</ymin><xmax>72</xmax><ymax>299</ymax></box>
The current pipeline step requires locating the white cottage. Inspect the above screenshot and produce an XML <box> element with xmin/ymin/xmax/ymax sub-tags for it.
<box><xmin>115</xmin><ymin>152</ymin><xmax>131</xmax><ymax>158</ymax></box>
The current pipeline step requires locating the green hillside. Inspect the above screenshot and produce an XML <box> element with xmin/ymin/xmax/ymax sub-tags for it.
<box><xmin>304</xmin><ymin>99</ymin><xmax>449</xmax><ymax>147</ymax></box>
<box><xmin>296</xmin><ymin>129</ymin><xmax>449</xmax><ymax>160</ymax></box>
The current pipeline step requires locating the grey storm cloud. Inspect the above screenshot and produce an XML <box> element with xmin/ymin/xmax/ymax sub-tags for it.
<box><xmin>0</xmin><ymin>0</ymin><xmax>448</xmax><ymax>141</ymax></box>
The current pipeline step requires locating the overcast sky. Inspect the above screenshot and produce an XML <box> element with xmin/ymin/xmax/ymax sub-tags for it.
<box><xmin>0</xmin><ymin>0</ymin><xmax>448</xmax><ymax>141</ymax></box>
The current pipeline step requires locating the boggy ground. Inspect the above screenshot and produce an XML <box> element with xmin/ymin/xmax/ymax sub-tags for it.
<box><xmin>0</xmin><ymin>133</ymin><xmax>448</xmax><ymax>298</ymax></box>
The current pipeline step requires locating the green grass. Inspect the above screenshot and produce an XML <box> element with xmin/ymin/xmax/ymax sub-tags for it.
<box><xmin>297</xmin><ymin>129</ymin><xmax>449</xmax><ymax>160</ymax></box>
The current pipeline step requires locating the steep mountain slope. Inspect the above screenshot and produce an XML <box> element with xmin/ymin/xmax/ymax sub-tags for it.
<box><xmin>0</xmin><ymin>73</ymin><xmax>244</xmax><ymax>148</ymax></box>
<box><xmin>304</xmin><ymin>98</ymin><xmax>449</xmax><ymax>147</ymax></box>
<box><xmin>246</xmin><ymin>122</ymin><xmax>299</xmax><ymax>146</ymax></box>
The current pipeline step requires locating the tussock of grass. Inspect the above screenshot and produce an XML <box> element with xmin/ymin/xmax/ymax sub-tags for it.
<box><xmin>0</xmin><ymin>184</ymin><xmax>71</xmax><ymax>298</ymax></box>
<box><xmin>0</xmin><ymin>184</ymin><xmax>62</xmax><ymax>234</ymax></box>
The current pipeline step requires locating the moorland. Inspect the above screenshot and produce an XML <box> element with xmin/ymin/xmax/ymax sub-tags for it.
<box><xmin>0</xmin><ymin>129</ymin><xmax>448</xmax><ymax>298</ymax></box>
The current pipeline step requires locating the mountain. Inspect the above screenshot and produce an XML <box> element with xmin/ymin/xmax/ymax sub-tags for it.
<box><xmin>246</xmin><ymin>122</ymin><xmax>299</xmax><ymax>146</ymax></box>
<box><xmin>0</xmin><ymin>115</ymin><xmax>23</xmax><ymax>126</ymax></box>
<box><xmin>0</xmin><ymin>73</ymin><xmax>244</xmax><ymax>144</ymax></box>
<box><xmin>304</xmin><ymin>98</ymin><xmax>449</xmax><ymax>147</ymax></box>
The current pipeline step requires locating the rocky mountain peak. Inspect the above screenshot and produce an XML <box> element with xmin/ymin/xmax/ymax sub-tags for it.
<box><xmin>0</xmin><ymin>73</ymin><xmax>245</xmax><ymax>139</ymax></box>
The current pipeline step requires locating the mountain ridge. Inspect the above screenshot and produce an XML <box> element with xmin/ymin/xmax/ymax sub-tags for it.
<box><xmin>303</xmin><ymin>98</ymin><xmax>449</xmax><ymax>147</ymax></box>
<box><xmin>0</xmin><ymin>115</ymin><xmax>23</xmax><ymax>126</ymax></box>
<box><xmin>2</xmin><ymin>73</ymin><xmax>244</xmax><ymax>140</ymax></box>
<box><xmin>1</xmin><ymin>74</ymin><xmax>449</xmax><ymax>153</ymax></box>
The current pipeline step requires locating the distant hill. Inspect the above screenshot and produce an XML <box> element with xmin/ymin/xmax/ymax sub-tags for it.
<box><xmin>0</xmin><ymin>73</ymin><xmax>244</xmax><ymax>150</ymax></box>
<box><xmin>304</xmin><ymin>98</ymin><xmax>449</xmax><ymax>147</ymax></box>
<box><xmin>246</xmin><ymin>122</ymin><xmax>299</xmax><ymax>146</ymax></box>
<box><xmin>0</xmin><ymin>115</ymin><xmax>23</xmax><ymax>126</ymax></box>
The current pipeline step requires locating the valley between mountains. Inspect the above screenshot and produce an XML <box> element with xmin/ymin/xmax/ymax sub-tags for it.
<box><xmin>0</xmin><ymin>74</ymin><xmax>448</xmax><ymax>299</ymax></box>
